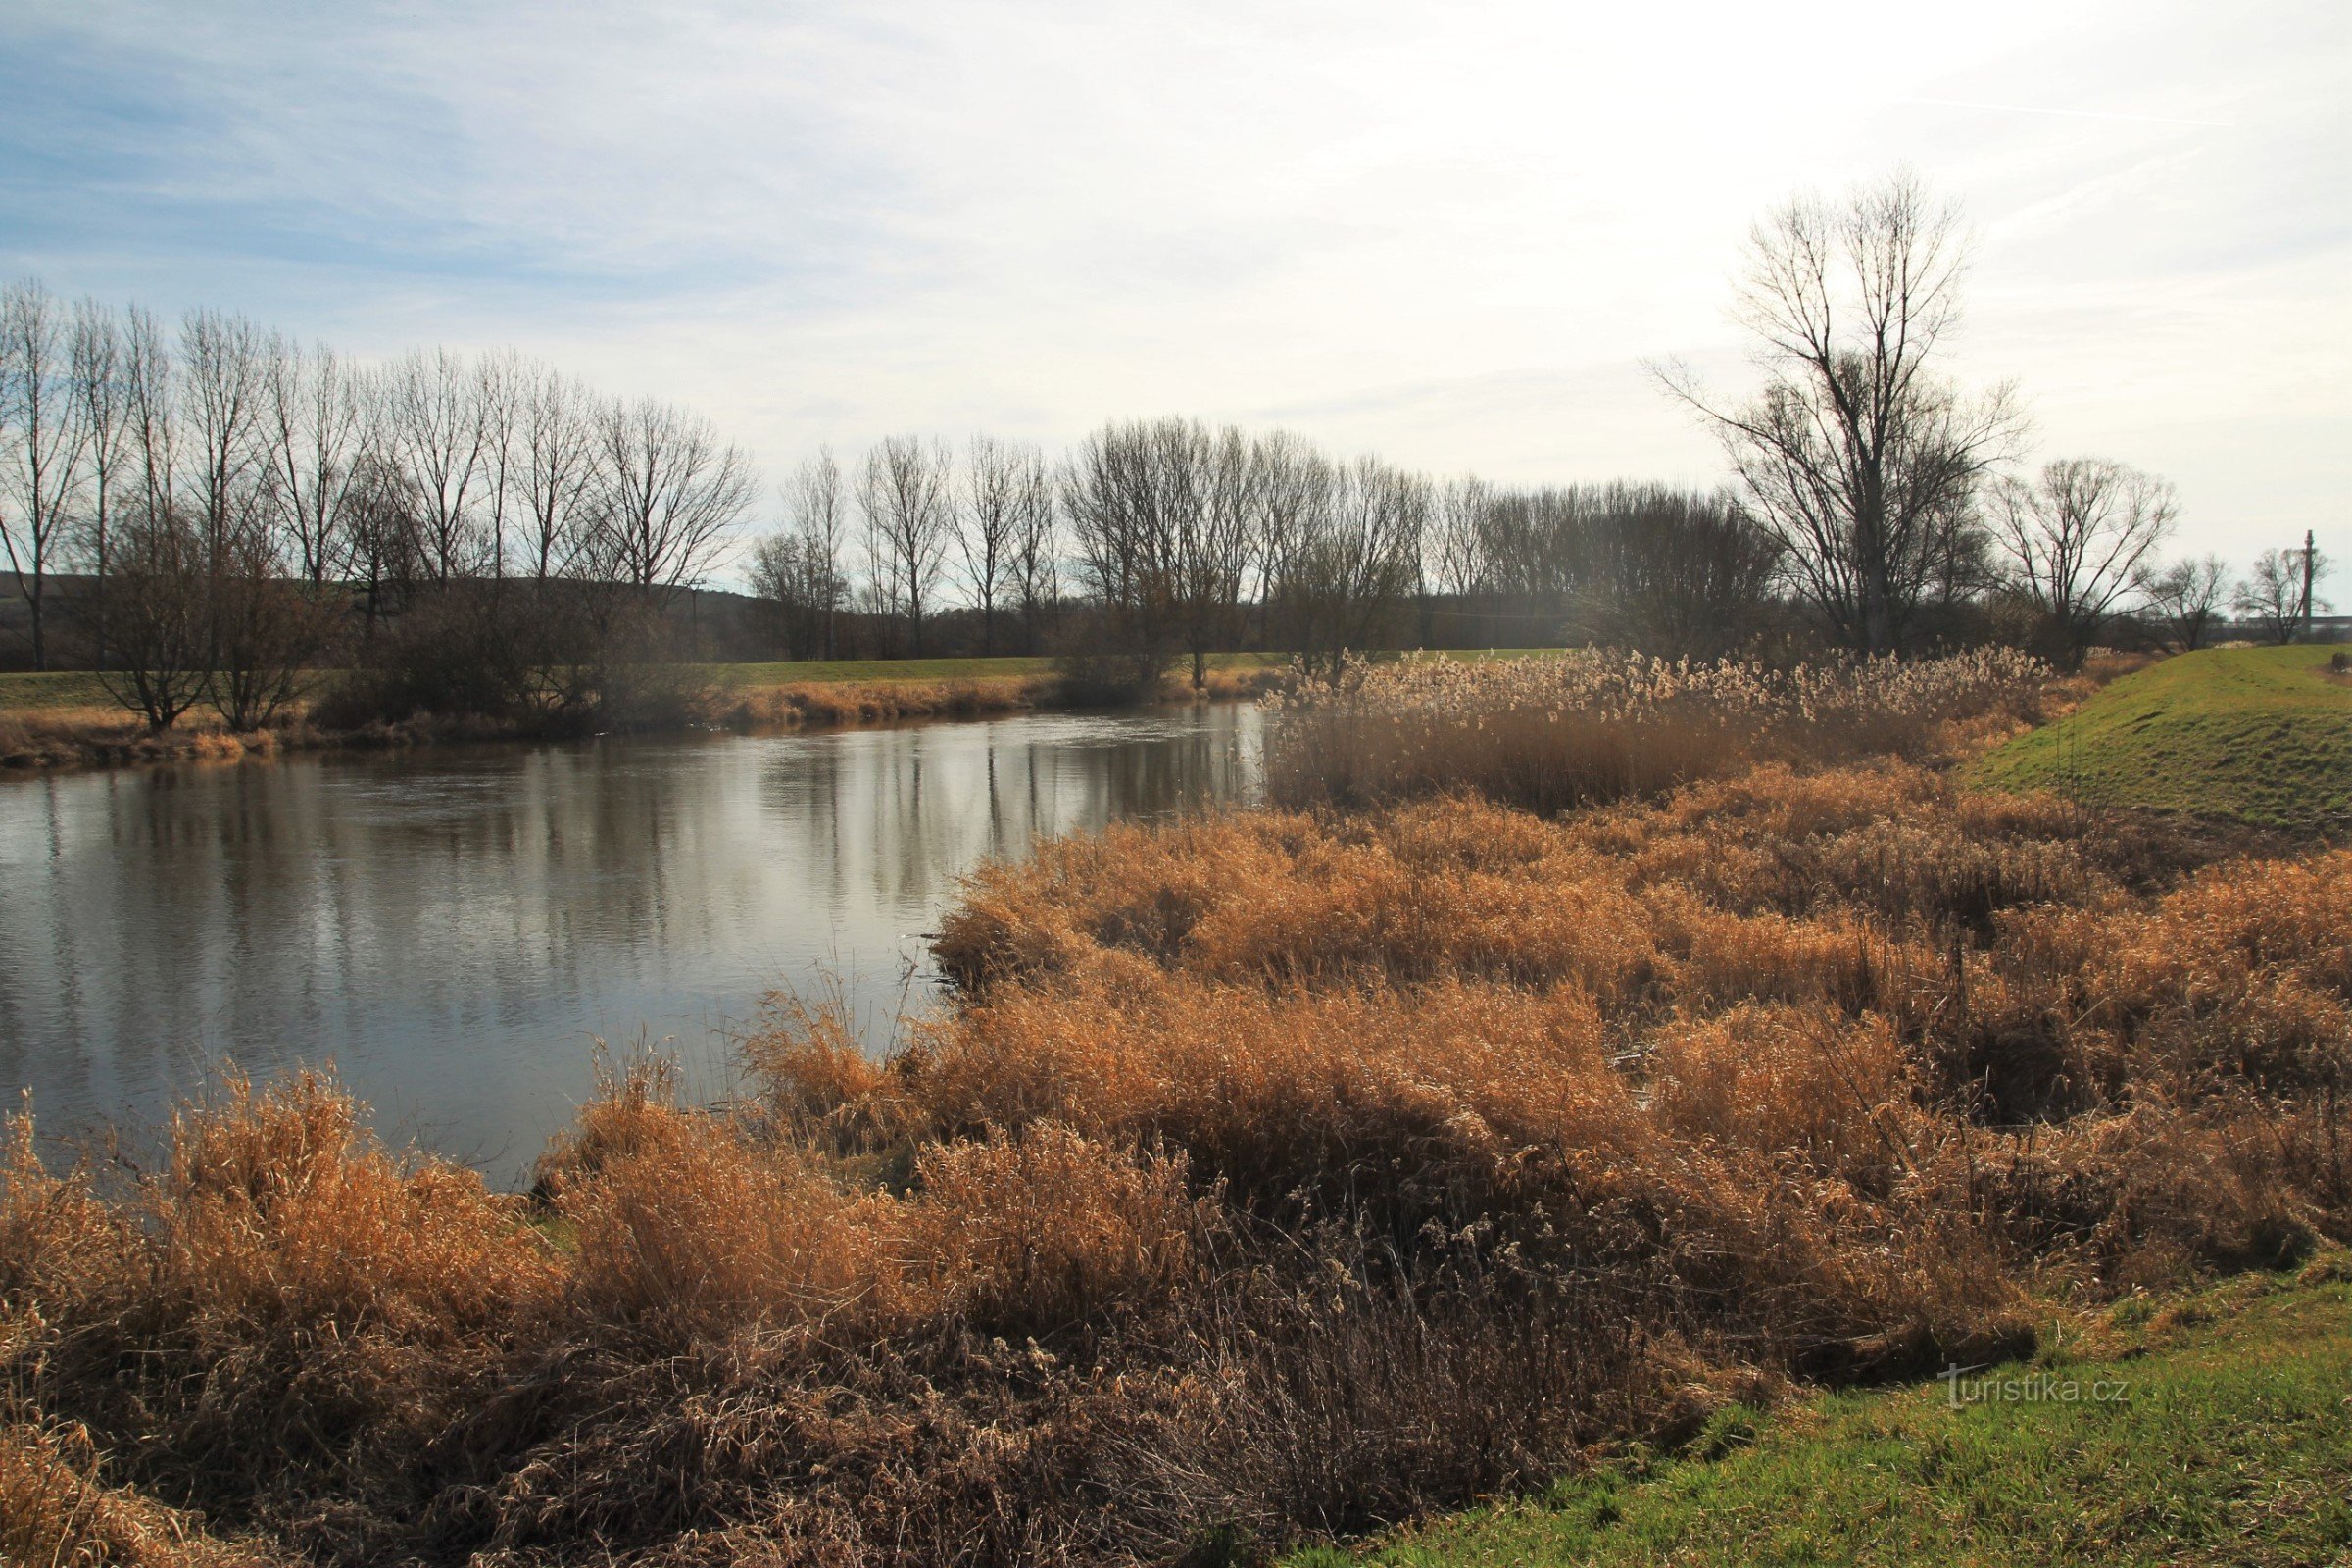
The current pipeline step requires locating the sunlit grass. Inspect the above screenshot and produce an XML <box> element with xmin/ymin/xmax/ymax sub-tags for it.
<box><xmin>1972</xmin><ymin>646</ymin><xmax>2352</xmax><ymax>828</ymax></box>
<box><xmin>1295</xmin><ymin>1266</ymin><xmax>2352</xmax><ymax>1568</ymax></box>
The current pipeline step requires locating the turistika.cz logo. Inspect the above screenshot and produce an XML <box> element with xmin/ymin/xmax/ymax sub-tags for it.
<box><xmin>1938</xmin><ymin>1364</ymin><xmax>2133</xmax><ymax>1409</ymax></box>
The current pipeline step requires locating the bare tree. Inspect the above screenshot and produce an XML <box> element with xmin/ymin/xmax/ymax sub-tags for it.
<box><xmin>1005</xmin><ymin>448</ymin><xmax>1059</xmax><ymax>654</ymax></box>
<box><xmin>179</xmin><ymin>308</ymin><xmax>270</xmax><ymax>571</ymax></box>
<box><xmin>1572</xmin><ymin>484</ymin><xmax>1786</xmax><ymax>658</ymax></box>
<box><xmin>1063</xmin><ymin>420</ymin><xmax>1185</xmax><ymax>691</ymax></box>
<box><xmin>1426</xmin><ymin>476</ymin><xmax>1493</xmax><ymax>601</ymax></box>
<box><xmin>594</xmin><ymin>395</ymin><xmax>758</xmax><ymax>595</ymax></box>
<box><xmin>747</xmin><ymin>528</ymin><xmax>840</xmax><ymax>661</ymax></box>
<box><xmin>2136</xmin><ymin>555</ymin><xmax>2231</xmax><ymax>652</ymax></box>
<box><xmin>95</xmin><ymin>498</ymin><xmax>209</xmax><ymax>730</ymax></box>
<box><xmin>2235</xmin><ymin>546</ymin><xmax>2332</xmax><ymax>644</ymax></box>
<box><xmin>858</xmin><ymin>435</ymin><xmax>953</xmax><ymax>657</ymax></box>
<box><xmin>263</xmin><ymin>338</ymin><xmax>368</xmax><ymax>587</ymax></box>
<box><xmin>959</xmin><ymin>435</ymin><xmax>1033</xmax><ymax>656</ymax></box>
<box><xmin>206</xmin><ymin>512</ymin><xmax>331</xmax><ymax>731</ymax></box>
<box><xmin>514</xmin><ymin>364</ymin><xmax>599</xmax><ymax>582</ymax></box>
<box><xmin>473</xmin><ymin>349</ymin><xmax>529</xmax><ymax>580</ymax></box>
<box><xmin>68</xmin><ymin>301</ymin><xmax>134</xmax><ymax>662</ymax></box>
<box><xmin>1261</xmin><ymin>442</ymin><xmax>1425</xmax><ymax>680</ymax></box>
<box><xmin>346</xmin><ymin>451</ymin><xmax>422</xmax><ymax>637</ymax></box>
<box><xmin>122</xmin><ymin>305</ymin><xmax>177</xmax><ymax>525</ymax></box>
<box><xmin>386</xmin><ymin>348</ymin><xmax>489</xmax><ymax>584</ymax></box>
<box><xmin>1988</xmin><ymin>458</ymin><xmax>2175</xmax><ymax>665</ymax></box>
<box><xmin>1172</xmin><ymin>423</ymin><xmax>1256</xmax><ymax>689</ymax></box>
<box><xmin>1</xmin><ymin>278</ymin><xmax>89</xmax><ymax>669</ymax></box>
<box><xmin>785</xmin><ymin>449</ymin><xmax>846</xmax><ymax>658</ymax></box>
<box><xmin>1661</xmin><ymin>171</ymin><xmax>2023</xmax><ymax>654</ymax></box>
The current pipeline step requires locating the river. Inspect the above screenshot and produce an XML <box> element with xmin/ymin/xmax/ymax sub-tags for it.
<box><xmin>0</xmin><ymin>704</ymin><xmax>1263</xmax><ymax>1184</ymax></box>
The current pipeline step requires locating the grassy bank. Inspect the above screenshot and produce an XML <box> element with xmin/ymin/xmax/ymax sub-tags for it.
<box><xmin>1971</xmin><ymin>645</ymin><xmax>2352</xmax><ymax>829</ymax></box>
<box><xmin>1291</xmin><ymin>1261</ymin><xmax>2352</xmax><ymax>1567</ymax></box>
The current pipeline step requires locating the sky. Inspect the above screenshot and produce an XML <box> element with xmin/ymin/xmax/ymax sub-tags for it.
<box><xmin>2</xmin><ymin>0</ymin><xmax>2344</xmax><ymax>580</ymax></box>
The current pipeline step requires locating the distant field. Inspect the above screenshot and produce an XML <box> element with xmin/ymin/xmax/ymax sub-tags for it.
<box><xmin>0</xmin><ymin>669</ymin><xmax>116</xmax><ymax>710</ymax></box>
<box><xmin>1972</xmin><ymin>645</ymin><xmax>2351</xmax><ymax>828</ymax></box>
<box><xmin>1294</xmin><ymin>1267</ymin><xmax>2352</xmax><ymax>1568</ymax></box>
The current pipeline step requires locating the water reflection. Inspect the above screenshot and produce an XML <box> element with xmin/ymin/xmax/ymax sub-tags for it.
<box><xmin>0</xmin><ymin>704</ymin><xmax>1261</xmax><ymax>1182</ymax></box>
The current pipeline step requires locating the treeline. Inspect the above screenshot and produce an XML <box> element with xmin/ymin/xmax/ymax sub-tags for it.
<box><xmin>0</xmin><ymin>279</ymin><xmax>756</xmax><ymax>729</ymax></box>
<box><xmin>752</xmin><ymin>431</ymin><xmax>1788</xmax><ymax>695</ymax></box>
<box><xmin>4</xmin><ymin>174</ymin><xmax>2341</xmax><ymax>729</ymax></box>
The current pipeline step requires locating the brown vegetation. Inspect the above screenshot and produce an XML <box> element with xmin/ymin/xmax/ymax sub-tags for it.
<box><xmin>1264</xmin><ymin>645</ymin><xmax>2055</xmax><ymax>814</ymax></box>
<box><xmin>3</xmin><ymin>656</ymin><xmax>2345</xmax><ymax>1565</ymax></box>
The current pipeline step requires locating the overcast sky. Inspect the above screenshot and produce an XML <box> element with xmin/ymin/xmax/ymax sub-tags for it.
<box><xmin>3</xmin><ymin>0</ymin><xmax>2343</xmax><ymax>575</ymax></box>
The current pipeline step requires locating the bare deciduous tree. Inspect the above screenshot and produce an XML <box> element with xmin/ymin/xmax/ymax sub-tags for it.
<box><xmin>594</xmin><ymin>396</ymin><xmax>758</xmax><ymax>594</ymax></box>
<box><xmin>1571</xmin><ymin>484</ymin><xmax>1785</xmax><ymax>658</ymax></box>
<box><xmin>95</xmin><ymin>499</ymin><xmax>209</xmax><ymax>730</ymax></box>
<box><xmin>386</xmin><ymin>347</ymin><xmax>490</xmax><ymax>584</ymax></box>
<box><xmin>122</xmin><ymin>306</ymin><xmax>177</xmax><ymax>525</ymax></box>
<box><xmin>747</xmin><ymin>528</ymin><xmax>841</xmax><ymax>662</ymax></box>
<box><xmin>263</xmin><ymin>337</ymin><xmax>368</xmax><ymax>587</ymax></box>
<box><xmin>1426</xmin><ymin>476</ymin><xmax>1492</xmax><ymax>602</ymax></box>
<box><xmin>1001</xmin><ymin>450</ymin><xmax>1059</xmax><ymax>654</ymax></box>
<box><xmin>1</xmin><ymin>278</ymin><xmax>89</xmax><ymax>669</ymax></box>
<box><xmin>2235</xmin><ymin>546</ymin><xmax>2332</xmax><ymax>645</ymax></box>
<box><xmin>206</xmin><ymin>514</ymin><xmax>332</xmax><ymax>731</ymax></box>
<box><xmin>785</xmin><ymin>448</ymin><xmax>847</xmax><ymax>659</ymax></box>
<box><xmin>960</xmin><ymin>435</ymin><xmax>1040</xmax><ymax>657</ymax></box>
<box><xmin>514</xmin><ymin>364</ymin><xmax>599</xmax><ymax>582</ymax></box>
<box><xmin>70</xmin><ymin>300</ymin><xmax>133</xmax><ymax>661</ymax></box>
<box><xmin>346</xmin><ymin>451</ymin><xmax>423</xmax><ymax>637</ymax></box>
<box><xmin>472</xmin><ymin>349</ymin><xmax>531</xmax><ymax>580</ymax></box>
<box><xmin>1262</xmin><ymin>441</ymin><xmax>1425</xmax><ymax>681</ymax></box>
<box><xmin>1063</xmin><ymin>420</ymin><xmax>1186</xmax><ymax>691</ymax></box>
<box><xmin>179</xmin><ymin>308</ymin><xmax>270</xmax><ymax>570</ymax></box>
<box><xmin>1173</xmin><ymin>423</ymin><xmax>1255</xmax><ymax>689</ymax></box>
<box><xmin>2136</xmin><ymin>555</ymin><xmax>2231</xmax><ymax>653</ymax></box>
<box><xmin>858</xmin><ymin>435</ymin><xmax>953</xmax><ymax>656</ymax></box>
<box><xmin>1989</xmin><ymin>458</ymin><xmax>2176</xmax><ymax>665</ymax></box>
<box><xmin>1661</xmin><ymin>171</ymin><xmax>2023</xmax><ymax>654</ymax></box>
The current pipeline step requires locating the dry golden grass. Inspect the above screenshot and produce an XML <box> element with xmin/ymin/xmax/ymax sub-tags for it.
<box><xmin>1266</xmin><ymin>647</ymin><xmax>2053</xmax><ymax>813</ymax></box>
<box><xmin>3</xmin><ymin>654</ymin><xmax>2345</xmax><ymax>1564</ymax></box>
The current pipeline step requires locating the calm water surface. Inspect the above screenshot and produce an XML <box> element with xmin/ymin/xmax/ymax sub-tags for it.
<box><xmin>0</xmin><ymin>705</ymin><xmax>1261</xmax><ymax>1182</ymax></box>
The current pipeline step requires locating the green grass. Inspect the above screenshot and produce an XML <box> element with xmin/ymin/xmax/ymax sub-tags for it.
<box><xmin>0</xmin><ymin>669</ymin><xmax>117</xmax><ymax>710</ymax></box>
<box><xmin>1290</xmin><ymin>1262</ymin><xmax>2352</xmax><ymax>1567</ymax></box>
<box><xmin>1972</xmin><ymin>646</ymin><xmax>2352</xmax><ymax>828</ymax></box>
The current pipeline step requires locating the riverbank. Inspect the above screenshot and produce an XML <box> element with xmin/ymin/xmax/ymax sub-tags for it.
<box><xmin>7</xmin><ymin>649</ymin><xmax>2343</xmax><ymax>1565</ymax></box>
<box><xmin>0</xmin><ymin>655</ymin><xmax>1290</xmax><ymax>772</ymax></box>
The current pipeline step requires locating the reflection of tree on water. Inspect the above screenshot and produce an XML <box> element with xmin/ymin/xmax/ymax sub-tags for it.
<box><xmin>0</xmin><ymin>706</ymin><xmax>1261</xmax><ymax>1183</ymax></box>
<box><xmin>771</xmin><ymin>706</ymin><xmax>1263</xmax><ymax>913</ymax></box>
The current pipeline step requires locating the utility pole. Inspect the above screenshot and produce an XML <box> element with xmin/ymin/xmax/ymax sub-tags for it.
<box><xmin>2303</xmin><ymin>529</ymin><xmax>2317</xmax><ymax>642</ymax></box>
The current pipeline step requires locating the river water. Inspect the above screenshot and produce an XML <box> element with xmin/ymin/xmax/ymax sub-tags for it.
<box><xmin>0</xmin><ymin>704</ymin><xmax>1262</xmax><ymax>1183</ymax></box>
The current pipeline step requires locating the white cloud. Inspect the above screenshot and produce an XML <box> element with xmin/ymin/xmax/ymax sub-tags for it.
<box><xmin>5</xmin><ymin>0</ymin><xmax>2345</xmax><ymax>569</ymax></box>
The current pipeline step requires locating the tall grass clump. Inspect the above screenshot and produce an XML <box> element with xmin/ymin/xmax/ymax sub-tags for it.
<box><xmin>1266</xmin><ymin>647</ymin><xmax>2048</xmax><ymax>812</ymax></box>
